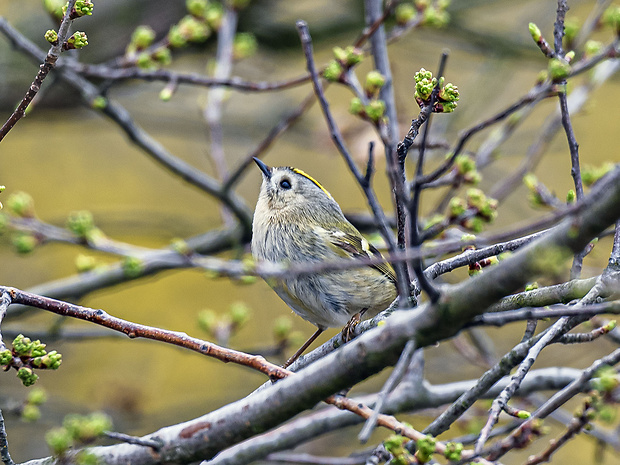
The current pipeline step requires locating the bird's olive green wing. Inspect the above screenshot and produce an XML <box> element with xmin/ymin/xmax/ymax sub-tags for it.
<box><xmin>324</xmin><ymin>229</ymin><xmax>397</xmax><ymax>284</ymax></box>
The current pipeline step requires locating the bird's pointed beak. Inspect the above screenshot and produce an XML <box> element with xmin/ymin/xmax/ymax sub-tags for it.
<box><xmin>253</xmin><ymin>157</ymin><xmax>272</xmax><ymax>180</ymax></box>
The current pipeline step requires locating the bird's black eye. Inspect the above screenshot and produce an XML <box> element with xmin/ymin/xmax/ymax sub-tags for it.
<box><xmin>280</xmin><ymin>179</ymin><xmax>291</xmax><ymax>190</ymax></box>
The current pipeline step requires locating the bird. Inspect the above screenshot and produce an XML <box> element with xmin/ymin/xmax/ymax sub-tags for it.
<box><xmin>251</xmin><ymin>157</ymin><xmax>397</xmax><ymax>367</ymax></box>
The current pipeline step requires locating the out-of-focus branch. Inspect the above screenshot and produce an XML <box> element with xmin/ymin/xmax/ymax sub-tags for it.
<box><xmin>67</xmin><ymin>62</ymin><xmax>310</xmax><ymax>91</ymax></box>
<box><xmin>0</xmin><ymin>18</ymin><xmax>253</xmax><ymax>233</ymax></box>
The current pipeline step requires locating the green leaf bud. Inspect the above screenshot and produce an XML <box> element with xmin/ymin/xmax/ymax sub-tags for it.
<box><xmin>198</xmin><ymin>309</ymin><xmax>217</xmax><ymax>333</ymax></box>
<box><xmin>323</xmin><ymin>60</ymin><xmax>343</xmax><ymax>82</ymax></box>
<box><xmin>395</xmin><ymin>3</ymin><xmax>416</xmax><ymax>25</ymax></box>
<box><xmin>76</xmin><ymin>451</ymin><xmax>99</xmax><ymax>465</ymax></box>
<box><xmin>186</xmin><ymin>0</ymin><xmax>209</xmax><ymax>18</ymax></box>
<box><xmin>66</xmin><ymin>210</ymin><xmax>95</xmax><ymax>238</ymax></box>
<box><xmin>365</xmin><ymin>100</ymin><xmax>386</xmax><ymax>122</ymax></box>
<box><xmin>7</xmin><ymin>191</ymin><xmax>35</xmax><ymax>217</ymax></box>
<box><xmin>517</xmin><ymin>410</ymin><xmax>532</xmax><ymax>419</ymax></box>
<box><xmin>415</xmin><ymin>435</ymin><xmax>436</xmax><ymax>463</ymax></box>
<box><xmin>334</xmin><ymin>45</ymin><xmax>362</xmax><ymax>67</ymax></box>
<box><xmin>233</xmin><ymin>33</ymin><xmax>257</xmax><ymax>60</ymax></box>
<box><xmin>168</xmin><ymin>25</ymin><xmax>188</xmax><ymax>48</ymax></box>
<box><xmin>13</xmin><ymin>233</ymin><xmax>37</xmax><ymax>254</ymax></box>
<box><xmin>349</xmin><ymin>97</ymin><xmax>364</xmax><ymax>116</ymax></box>
<box><xmin>10</xmin><ymin>334</ymin><xmax>30</xmax><ymax>354</ymax></box>
<box><xmin>414</xmin><ymin>68</ymin><xmax>435</xmax><ymax>101</ymax></box>
<box><xmin>564</xmin><ymin>50</ymin><xmax>575</xmax><ymax>62</ymax></box>
<box><xmin>159</xmin><ymin>87</ymin><xmax>173</xmax><ymax>102</ymax></box>
<box><xmin>229</xmin><ymin>302</ymin><xmax>251</xmax><ymax>326</ymax></box>
<box><xmin>238</xmin><ymin>275</ymin><xmax>257</xmax><ymax>285</ymax></box>
<box><xmin>333</xmin><ymin>46</ymin><xmax>348</xmax><ymax>64</ymax></box>
<box><xmin>67</xmin><ymin>31</ymin><xmax>88</xmax><ymax>49</ymax></box>
<box><xmin>444</xmin><ymin>442</ymin><xmax>463</xmax><ymax>461</ymax></box>
<box><xmin>91</xmin><ymin>95</ymin><xmax>107</xmax><ymax>110</ymax></box>
<box><xmin>31</xmin><ymin>340</ymin><xmax>47</xmax><ymax>358</ymax></box>
<box><xmin>137</xmin><ymin>52</ymin><xmax>156</xmax><ymax>70</ymax></box>
<box><xmin>566</xmin><ymin>189</ymin><xmax>576</xmax><ymax>204</ymax></box>
<box><xmin>548</xmin><ymin>57</ymin><xmax>571</xmax><ymax>81</ymax></box>
<box><xmin>524</xmin><ymin>282</ymin><xmax>539</xmax><ymax>291</ymax></box>
<box><xmin>487</xmin><ymin>256</ymin><xmax>500</xmax><ymax>266</ymax></box>
<box><xmin>170</xmin><ymin>238</ymin><xmax>190</xmax><ymax>255</ymax></box>
<box><xmin>593</xmin><ymin>365</ymin><xmax>619</xmax><ymax>393</ymax></box>
<box><xmin>584</xmin><ymin>40</ymin><xmax>603</xmax><ymax>58</ymax></box>
<box><xmin>69</xmin><ymin>0</ymin><xmax>94</xmax><ymax>17</ymax></box>
<box><xmin>273</xmin><ymin>316</ymin><xmax>293</xmax><ymax>341</ymax></box>
<box><xmin>463</xmin><ymin>216</ymin><xmax>484</xmax><ymax>233</ymax></box>
<box><xmin>17</xmin><ymin>367</ymin><xmax>39</xmax><ymax>387</ymax></box>
<box><xmin>603</xmin><ymin>5</ymin><xmax>620</xmax><ymax>33</ymax></box>
<box><xmin>43</xmin><ymin>0</ymin><xmax>65</xmax><ymax>19</ymax></box>
<box><xmin>64</xmin><ymin>412</ymin><xmax>112</xmax><ymax>442</ymax></box>
<box><xmin>463</xmin><ymin>170</ymin><xmax>481</xmax><ymax>184</ymax></box>
<box><xmin>178</xmin><ymin>16</ymin><xmax>211</xmax><ymax>43</ymax></box>
<box><xmin>448</xmin><ymin>197</ymin><xmax>467</xmax><ymax>218</ymax></box>
<box><xmin>523</xmin><ymin>173</ymin><xmax>538</xmax><ymax>191</ymax></box>
<box><xmin>45</xmin><ymin>30</ymin><xmax>59</xmax><ymax>44</ymax></box>
<box><xmin>364</xmin><ymin>70</ymin><xmax>386</xmax><ymax>96</ymax></box>
<box><xmin>454</xmin><ymin>154</ymin><xmax>475</xmax><ymax>175</ymax></box>
<box><xmin>205</xmin><ymin>3</ymin><xmax>224</xmax><ymax>30</ymax></box>
<box><xmin>564</xmin><ymin>18</ymin><xmax>580</xmax><ymax>44</ymax></box>
<box><xmin>529</xmin><ymin>22</ymin><xmax>542</xmax><ymax>42</ymax></box>
<box><xmin>438</xmin><ymin>100</ymin><xmax>458</xmax><ymax>113</ymax></box>
<box><xmin>153</xmin><ymin>47</ymin><xmax>172</xmax><ymax>66</ymax></box>
<box><xmin>0</xmin><ymin>349</ymin><xmax>13</xmax><ymax>365</ymax></box>
<box><xmin>582</xmin><ymin>162</ymin><xmax>614</xmax><ymax>187</ymax></box>
<box><xmin>439</xmin><ymin>82</ymin><xmax>459</xmax><ymax>102</ymax></box>
<box><xmin>27</xmin><ymin>387</ymin><xmax>48</xmax><ymax>406</ymax></box>
<box><xmin>597</xmin><ymin>405</ymin><xmax>615</xmax><ymax>424</ymax></box>
<box><xmin>45</xmin><ymin>427</ymin><xmax>72</xmax><ymax>455</ymax></box>
<box><xmin>75</xmin><ymin>254</ymin><xmax>97</xmax><ymax>273</ymax></box>
<box><xmin>122</xmin><ymin>256</ymin><xmax>144</xmax><ymax>278</ymax></box>
<box><xmin>423</xmin><ymin>6</ymin><xmax>449</xmax><ymax>27</ymax></box>
<box><xmin>466</xmin><ymin>188</ymin><xmax>486</xmax><ymax>210</ymax></box>
<box><xmin>131</xmin><ymin>25</ymin><xmax>156</xmax><ymax>49</ymax></box>
<box><xmin>423</xmin><ymin>213</ymin><xmax>445</xmax><ymax>230</ymax></box>
<box><xmin>21</xmin><ymin>404</ymin><xmax>41</xmax><ymax>422</ymax></box>
<box><xmin>460</xmin><ymin>233</ymin><xmax>476</xmax><ymax>243</ymax></box>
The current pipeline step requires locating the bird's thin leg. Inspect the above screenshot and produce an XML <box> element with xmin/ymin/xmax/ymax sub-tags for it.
<box><xmin>283</xmin><ymin>327</ymin><xmax>324</xmax><ymax>368</ymax></box>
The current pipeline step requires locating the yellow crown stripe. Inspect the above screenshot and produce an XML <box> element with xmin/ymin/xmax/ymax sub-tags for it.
<box><xmin>292</xmin><ymin>168</ymin><xmax>333</xmax><ymax>199</ymax></box>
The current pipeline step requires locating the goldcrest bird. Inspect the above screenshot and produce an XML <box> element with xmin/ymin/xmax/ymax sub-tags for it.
<box><xmin>251</xmin><ymin>158</ymin><xmax>397</xmax><ymax>367</ymax></box>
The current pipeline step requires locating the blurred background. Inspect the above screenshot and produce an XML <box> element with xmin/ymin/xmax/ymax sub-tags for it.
<box><xmin>0</xmin><ymin>0</ymin><xmax>619</xmax><ymax>462</ymax></box>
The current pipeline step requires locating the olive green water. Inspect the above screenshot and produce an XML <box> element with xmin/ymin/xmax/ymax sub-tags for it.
<box><xmin>0</xmin><ymin>0</ymin><xmax>619</xmax><ymax>462</ymax></box>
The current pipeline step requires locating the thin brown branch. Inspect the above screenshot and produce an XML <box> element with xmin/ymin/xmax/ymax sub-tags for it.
<box><xmin>0</xmin><ymin>1</ymin><xmax>77</xmax><ymax>142</ymax></box>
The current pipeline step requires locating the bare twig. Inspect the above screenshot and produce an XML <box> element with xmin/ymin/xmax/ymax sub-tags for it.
<box><xmin>474</xmin><ymin>316</ymin><xmax>575</xmax><ymax>453</ymax></box>
<box><xmin>358</xmin><ymin>340</ymin><xmax>417</xmax><ymax>443</ymax></box>
<box><xmin>0</xmin><ymin>0</ymin><xmax>78</xmax><ymax>142</ymax></box>
<box><xmin>472</xmin><ymin>301</ymin><xmax>620</xmax><ymax>327</ymax></box>
<box><xmin>67</xmin><ymin>62</ymin><xmax>310</xmax><ymax>91</ymax></box>
<box><xmin>295</xmin><ymin>20</ymin><xmax>411</xmax><ymax>304</ymax></box>
<box><xmin>0</xmin><ymin>409</ymin><xmax>14</xmax><ymax>465</ymax></box>
<box><xmin>407</xmin><ymin>52</ymin><xmax>448</xmax><ymax>303</ymax></box>
<box><xmin>105</xmin><ymin>432</ymin><xmax>162</xmax><ymax>450</ymax></box>
<box><xmin>0</xmin><ymin>286</ymin><xmax>287</xmax><ymax>379</ymax></box>
<box><xmin>487</xmin><ymin>346</ymin><xmax>620</xmax><ymax>461</ymax></box>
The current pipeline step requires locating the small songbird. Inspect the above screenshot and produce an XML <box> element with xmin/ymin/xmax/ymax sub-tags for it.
<box><xmin>251</xmin><ymin>158</ymin><xmax>397</xmax><ymax>367</ymax></box>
